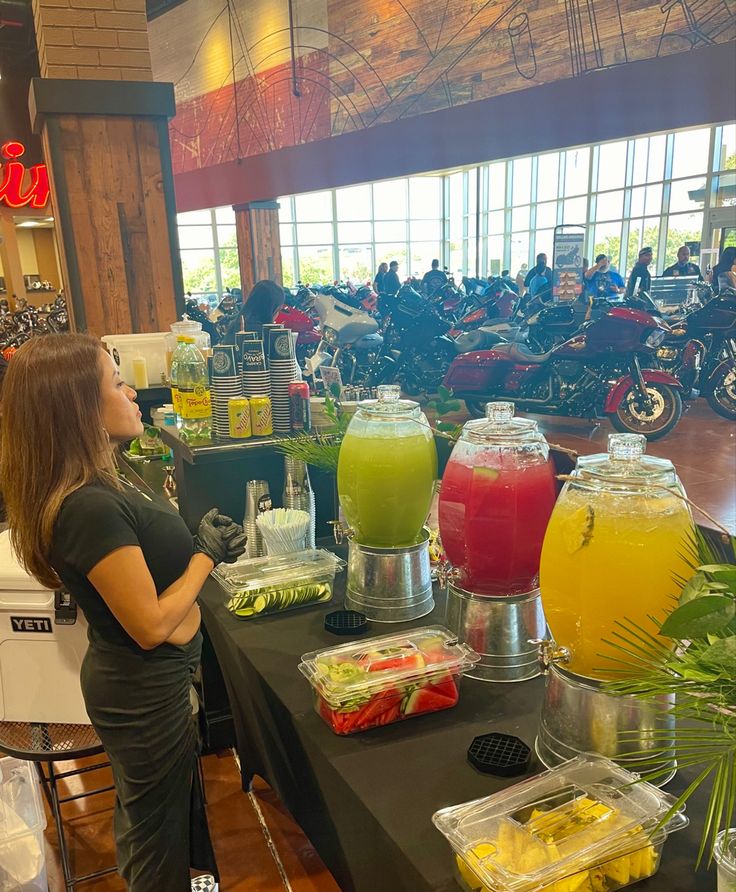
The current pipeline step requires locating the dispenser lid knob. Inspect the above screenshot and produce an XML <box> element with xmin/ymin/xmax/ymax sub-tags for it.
<box><xmin>608</xmin><ymin>433</ymin><xmax>646</xmax><ymax>461</ymax></box>
<box><xmin>486</xmin><ymin>401</ymin><xmax>515</xmax><ymax>423</ymax></box>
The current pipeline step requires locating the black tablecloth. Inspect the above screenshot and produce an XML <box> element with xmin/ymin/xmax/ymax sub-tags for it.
<box><xmin>197</xmin><ymin>572</ymin><xmax>716</xmax><ymax>892</ymax></box>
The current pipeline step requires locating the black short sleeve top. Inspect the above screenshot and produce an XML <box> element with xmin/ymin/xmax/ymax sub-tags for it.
<box><xmin>49</xmin><ymin>480</ymin><xmax>194</xmax><ymax>649</ymax></box>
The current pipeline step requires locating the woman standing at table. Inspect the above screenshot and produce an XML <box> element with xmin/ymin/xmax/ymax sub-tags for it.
<box><xmin>0</xmin><ymin>334</ymin><xmax>246</xmax><ymax>891</ymax></box>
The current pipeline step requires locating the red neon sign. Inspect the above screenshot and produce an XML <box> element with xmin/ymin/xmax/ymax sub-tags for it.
<box><xmin>0</xmin><ymin>141</ymin><xmax>50</xmax><ymax>209</ymax></box>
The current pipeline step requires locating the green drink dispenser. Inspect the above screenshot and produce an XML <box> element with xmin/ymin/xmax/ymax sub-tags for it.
<box><xmin>336</xmin><ymin>386</ymin><xmax>438</xmax><ymax>621</ymax></box>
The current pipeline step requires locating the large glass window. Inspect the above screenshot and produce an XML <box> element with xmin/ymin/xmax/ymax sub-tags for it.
<box><xmin>178</xmin><ymin>122</ymin><xmax>736</xmax><ymax>293</ymax></box>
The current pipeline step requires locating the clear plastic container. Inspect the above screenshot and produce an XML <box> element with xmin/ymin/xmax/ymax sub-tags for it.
<box><xmin>213</xmin><ymin>548</ymin><xmax>344</xmax><ymax>619</ymax></box>
<box><xmin>300</xmin><ymin>626</ymin><xmax>480</xmax><ymax>735</ymax></box>
<box><xmin>439</xmin><ymin>402</ymin><xmax>557</xmax><ymax>595</ymax></box>
<box><xmin>715</xmin><ymin>829</ymin><xmax>736</xmax><ymax>892</ymax></box>
<box><xmin>0</xmin><ymin>756</ymin><xmax>47</xmax><ymax>891</ymax></box>
<box><xmin>539</xmin><ymin>433</ymin><xmax>694</xmax><ymax>679</ymax></box>
<box><xmin>433</xmin><ymin>754</ymin><xmax>688</xmax><ymax>892</ymax></box>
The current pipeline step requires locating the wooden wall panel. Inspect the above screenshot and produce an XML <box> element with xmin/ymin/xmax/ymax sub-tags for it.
<box><xmin>151</xmin><ymin>0</ymin><xmax>736</xmax><ymax>180</ymax></box>
<box><xmin>42</xmin><ymin>113</ymin><xmax>179</xmax><ymax>336</ymax></box>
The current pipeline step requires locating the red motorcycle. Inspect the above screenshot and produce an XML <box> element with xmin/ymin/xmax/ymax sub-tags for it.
<box><xmin>275</xmin><ymin>304</ymin><xmax>321</xmax><ymax>366</ymax></box>
<box><xmin>444</xmin><ymin>306</ymin><xmax>683</xmax><ymax>439</ymax></box>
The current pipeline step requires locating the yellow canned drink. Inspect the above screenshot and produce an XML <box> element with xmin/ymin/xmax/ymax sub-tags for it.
<box><xmin>228</xmin><ymin>398</ymin><xmax>252</xmax><ymax>439</ymax></box>
<box><xmin>250</xmin><ymin>395</ymin><xmax>273</xmax><ymax>436</ymax></box>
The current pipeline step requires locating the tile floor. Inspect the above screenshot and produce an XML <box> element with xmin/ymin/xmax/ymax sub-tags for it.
<box><xmin>40</xmin><ymin>399</ymin><xmax>734</xmax><ymax>891</ymax></box>
<box><xmin>43</xmin><ymin>751</ymin><xmax>341</xmax><ymax>891</ymax></box>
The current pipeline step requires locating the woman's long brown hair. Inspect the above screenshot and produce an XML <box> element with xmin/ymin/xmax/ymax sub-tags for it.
<box><xmin>0</xmin><ymin>334</ymin><xmax>120</xmax><ymax>588</ymax></box>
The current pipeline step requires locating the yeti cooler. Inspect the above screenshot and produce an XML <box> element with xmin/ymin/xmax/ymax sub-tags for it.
<box><xmin>0</xmin><ymin>530</ymin><xmax>89</xmax><ymax>725</ymax></box>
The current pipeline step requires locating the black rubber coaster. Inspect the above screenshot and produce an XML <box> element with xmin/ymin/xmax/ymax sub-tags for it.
<box><xmin>468</xmin><ymin>732</ymin><xmax>532</xmax><ymax>777</ymax></box>
<box><xmin>324</xmin><ymin>610</ymin><xmax>368</xmax><ymax>636</ymax></box>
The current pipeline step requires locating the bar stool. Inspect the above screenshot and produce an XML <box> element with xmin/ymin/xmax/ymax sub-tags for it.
<box><xmin>0</xmin><ymin>720</ymin><xmax>117</xmax><ymax>890</ymax></box>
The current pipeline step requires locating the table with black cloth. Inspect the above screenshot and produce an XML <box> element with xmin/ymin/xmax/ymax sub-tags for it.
<box><xmin>197</xmin><ymin>568</ymin><xmax>716</xmax><ymax>892</ymax></box>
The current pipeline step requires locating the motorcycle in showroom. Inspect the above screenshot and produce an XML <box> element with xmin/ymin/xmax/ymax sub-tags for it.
<box><xmin>655</xmin><ymin>286</ymin><xmax>736</xmax><ymax>420</ymax></box>
<box><xmin>304</xmin><ymin>290</ymin><xmax>383</xmax><ymax>386</ymax></box>
<box><xmin>444</xmin><ymin>304</ymin><xmax>683</xmax><ymax>439</ymax></box>
<box><xmin>368</xmin><ymin>285</ymin><xmax>458</xmax><ymax>395</ymax></box>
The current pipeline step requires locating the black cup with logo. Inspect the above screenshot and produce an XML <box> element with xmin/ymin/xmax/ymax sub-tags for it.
<box><xmin>211</xmin><ymin>344</ymin><xmax>238</xmax><ymax>378</ymax></box>
<box><xmin>241</xmin><ymin>341</ymin><xmax>267</xmax><ymax>372</ymax></box>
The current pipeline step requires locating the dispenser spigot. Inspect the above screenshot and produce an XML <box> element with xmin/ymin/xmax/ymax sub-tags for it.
<box><xmin>329</xmin><ymin>521</ymin><xmax>352</xmax><ymax>545</ymax></box>
<box><xmin>530</xmin><ymin>638</ymin><xmax>571</xmax><ymax>674</ymax></box>
<box><xmin>437</xmin><ymin>562</ymin><xmax>460</xmax><ymax>588</ymax></box>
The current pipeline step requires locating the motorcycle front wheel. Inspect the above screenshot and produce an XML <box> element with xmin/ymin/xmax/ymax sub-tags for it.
<box><xmin>706</xmin><ymin>363</ymin><xmax>736</xmax><ymax>420</ymax></box>
<box><xmin>608</xmin><ymin>382</ymin><xmax>682</xmax><ymax>440</ymax></box>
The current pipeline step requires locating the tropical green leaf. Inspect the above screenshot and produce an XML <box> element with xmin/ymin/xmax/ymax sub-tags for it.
<box><xmin>700</xmin><ymin>564</ymin><xmax>736</xmax><ymax>589</ymax></box>
<box><xmin>679</xmin><ymin>573</ymin><xmax>710</xmax><ymax>605</ymax></box>
<box><xmin>699</xmin><ymin>636</ymin><xmax>736</xmax><ymax>669</ymax></box>
<box><xmin>659</xmin><ymin>596</ymin><xmax>735</xmax><ymax>638</ymax></box>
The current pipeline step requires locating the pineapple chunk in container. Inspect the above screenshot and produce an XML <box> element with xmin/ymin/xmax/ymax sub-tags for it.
<box><xmin>433</xmin><ymin>755</ymin><xmax>688</xmax><ymax>892</ymax></box>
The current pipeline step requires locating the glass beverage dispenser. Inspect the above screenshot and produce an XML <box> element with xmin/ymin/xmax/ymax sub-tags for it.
<box><xmin>439</xmin><ymin>402</ymin><xmax>557</xmax><ymax>681</ymax></box>
<box><xmin>337</xmin><ymin>386</ymin><xmax>438</xmax><ymax>622</ymax></box>
<box><xmin>439</xmin><ymin>402</ymin><xmax>557</xmax><ymax>595</ymax></box>
<box><xmin>536</xmin><ymin>433</ymin><xmax>695</xmax><ymax>776</ymax></box>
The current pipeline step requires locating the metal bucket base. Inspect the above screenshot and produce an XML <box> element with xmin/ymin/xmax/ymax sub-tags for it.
<box><xmin>345</xmin><ymin>536</ymin><xmax>434</xmax><ymax>623</ymax></box>
<box><xmin>445</xmin><ymin>584</ymin><xmax>546</xmax><ymax>683</ymax></box>
<box><xmin>536</xmin><ymin>664</ymin><xmax>677</xmax><ymax>785</ymax></box>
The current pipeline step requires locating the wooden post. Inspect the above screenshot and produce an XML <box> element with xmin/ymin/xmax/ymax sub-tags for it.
<box><xmin>29</xmin><ymin>79</ymin><xmax>184</xmax><ymax>336</ymax></box>
<box><xmin>233</xmin><ymin>201</ymin><xmax>283</xmax><ymax>296</ymax></box>
<box><xmin>29</xmin><ymin>0</ymin><xmax>183</xmax><ymax>336</ymax></box>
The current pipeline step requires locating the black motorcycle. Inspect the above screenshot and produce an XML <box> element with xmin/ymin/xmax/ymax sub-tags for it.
<box><xmin>368</xmin><ymin>285</ymin><xmax>457</xmax><ymax>395</ymax></box>
<box><xmin>655</xmin><ymin>287</ymin><xmax>736</xmax><ymax>420</ymax></box>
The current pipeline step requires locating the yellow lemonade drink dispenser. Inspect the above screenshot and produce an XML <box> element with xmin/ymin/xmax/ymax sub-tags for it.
<box><xmin>536</xmin><ymin>433</ymin><xmax>694</xmax><ymax>778</ymax></box>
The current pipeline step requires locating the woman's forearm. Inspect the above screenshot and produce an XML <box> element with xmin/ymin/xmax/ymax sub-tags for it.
<box><xmin>152</xmin><ymin>552</ymin><xmax>214</xmax><ymax>644</ymax></box>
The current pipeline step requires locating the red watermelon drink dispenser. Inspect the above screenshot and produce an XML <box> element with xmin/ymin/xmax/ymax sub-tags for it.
<box><xmin>438</xmin><ymin>402</ymin><xmax>557</xmax><ymax>681</ymax></box>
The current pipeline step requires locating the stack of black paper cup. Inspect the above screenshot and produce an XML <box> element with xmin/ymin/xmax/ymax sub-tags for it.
<box><xmin>241</xmin><ymin>339</ymin><xmax>270</xmax><ymax>398</ymax></box>
<box><xmin>210</xmin><ymin>344</ymin><xmax>242</xmax><ymax>438</ymax></box>
<box><xmin>261</xmin><ymin>324</ymin><xmax>284</xmax><ymax>368</ymax></box>
<box><xmin>268</xmin><ymin>329</ymin><xmax>298</xmax><ymax>433</ymax></box>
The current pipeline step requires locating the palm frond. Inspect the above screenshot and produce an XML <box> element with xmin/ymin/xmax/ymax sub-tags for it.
<box><xmin>601</xmin><ymin>528</ymin><xmax>736</xmax><ymax>865</ymax></box>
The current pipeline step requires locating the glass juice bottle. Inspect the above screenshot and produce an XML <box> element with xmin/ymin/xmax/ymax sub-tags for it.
<box><xmin>439</xmin><ymin>402</ymin><xmax>557</xmax><ymax>595</ymax></box>
<box><xmin>539</xmin><ymin>433</ymin><xmax>694</xmax><ymax>680</ymax></box>
<box><xmin>337</xmin><ymin>386</ymin><xmax>437</xmax><ymax>548</ymax></box>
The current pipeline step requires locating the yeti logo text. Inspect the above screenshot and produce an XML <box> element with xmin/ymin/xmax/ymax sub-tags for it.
<box><xmin>10</xmin><ymin>616</ymin><xmax>53</xmax><ymax>633</ymax></box>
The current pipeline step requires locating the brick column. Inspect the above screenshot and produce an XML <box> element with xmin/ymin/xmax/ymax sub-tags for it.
<box><xmin>34</xmin><ymin>0</ymin><xmax>152</xmax><ymax>82</ymax></box>
<box><xmin>29</xmin><ymin>0</ymin><xmax>183</xmax><ymax>336</ymax></box>
<box><xmin>234</xmin><ymin>202</ymin><xmax>283</xmax><ymax>296</ymax></box>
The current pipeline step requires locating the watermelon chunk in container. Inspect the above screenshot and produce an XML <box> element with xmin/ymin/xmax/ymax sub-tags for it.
<box><xmin>299</xmin><ymin>626</ymin><xmax>480</xmax><ymax>735</ymax></box>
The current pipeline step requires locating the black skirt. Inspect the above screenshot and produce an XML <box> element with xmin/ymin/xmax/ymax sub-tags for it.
<box><xmin>80</xmin><ymin>628</ymin><xmax>218</xmax><ymax>890</ymax></box>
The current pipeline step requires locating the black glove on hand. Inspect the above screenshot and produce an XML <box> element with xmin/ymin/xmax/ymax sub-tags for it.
<box><xmin>194</xmin><ymin>508</ymin><xmax>246</xmax><ymax>566</ymax></box>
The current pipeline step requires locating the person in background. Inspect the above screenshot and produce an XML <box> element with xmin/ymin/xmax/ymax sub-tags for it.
<box><xmin>373</xmin><ymin>261</ymin><xmax>388</xmax><ymax>293</ymax></box>
<box><xmin>383</xmin><ymin>260</ymin><xmax>401</xmax><ymax>295</ymax></box>
<box><xmin>421</xmin><ymin>259</ymin><xmax>448</xmax><ymax>296</ymax></box>
<box><xmin>663</xmin><ymin>245</ymin><xmax>702</xmax><ymax>279</ymax></box>
<box><xmin>224</xmin><ymin>279</ymin><xmax>284</xmax><ymax>343</ymax></box>
<box><xmin>626</xmin><ymin>247</ymin><xmax>654</xmax><ymax>297</ymax></box>
<box><xmin>584</xmin><ymin>254</ymin><xmax>625</xmax><ymax>297</ymax></box>
<box><xmin>712</xmin><ymin>246</ymin><xmax>736</xmax><ymax>293</ymax></box>
<box><xmin>0</xmin><ymin>335</ymin><xmax>248</xmax><ymax>891</ymax></box>
<box><xmin>524</xmin><ymin>254</ymin><xmax>553</xmax><ymax>295</ymax></box>
<box><xmin>523</xmin><ymin>254</ymin><xmax>553</xmax><ymax>305</ymax></box>
<box><xmin>516</xmin><ymin>263</ymin><xmax>528</xmax><ymax>294</ymax></box>
<box><xmin>499</xmin><ymin>269</ymin><xmax>520</xmax><ymax>295</ymax></box>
